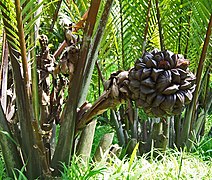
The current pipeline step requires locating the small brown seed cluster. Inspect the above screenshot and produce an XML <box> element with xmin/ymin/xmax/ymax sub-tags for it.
<box><xmin>128</xmin><ymin>49</ymin><xmax>196</xmax><ymax>117</ymax></box>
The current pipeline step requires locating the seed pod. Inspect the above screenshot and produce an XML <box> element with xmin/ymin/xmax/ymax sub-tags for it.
<box><xmin>152</xmin><ymin>95</ymin><xmax>165</xmax><ymax>107</ymax></box>
<box><xmin>160</xmin><ymin>94</ymin><xmax>176</xmax><ymax>112</ymax></box>
<box><xmin>140</xmin><ymin>84</ymin><xmax>155</xmax><ymax>95</ymax></box>
<box><xmin>171</xmin><ymin>69</ymin><xmax>181</xmax><ymax>84</ymax></box>
<box><xmin>140</xmin><ymin>91</ymin><xmax>147</xmax><ymax>101</ymax></box>
<box><xmin>134</xmin><ymin>69</ymin><xmax>143</xmax><ymax>80</ymax></box>
<box><xmin>146</xmin><ymin>92</ymin><xmax>157</xmax><ymax>105</ymax></box>
<box><xmin>164</xmin><ymin>50</ymin><xmax>175</xmax><ymax>68</ymax></box>
<box><xmin>180</xmin><ymin>81</ymin><xmax>192</xmax><ymax>90</ymax></box>
<box><xmin>140</xmin><ymin>77</ymin><xmax>155</xmax><ymax>88</ymax></box>
<box><xmin>135</xmin><ymin>62</ymin><xmax>146</xmax><ymax>70</ymax></box>
<box><xmin>141</xmin><ymin>68</ymin><xmax>152</xmax><ymax>80</ymax></box>
<box><xmin>143</xmin><ymin>52</ymin><xmax>153</xmax><ymax>63</ymax></box>
<box><xmin>156</xmin><ymin>72</ymin><xmax>172</xmax><ymax>92</ymax></box>
<box><xmin>151</xmin><ymin>68</ymin><xmax>164</xmax><ymax>82</ymax></box>
<box><xmin>146</xmin><ymin>59</ymin><xmax>157</xmax><ymax>68</ymax></box>
<box><xmin>129</xmin><ymin>79</ymin><xmax>140</xmax><ymax>88</ymax></box>
<box><xmin>177</xmin><ymin>68</ymin><xmax>187</xmax><ymax>79</ymax></box>
<box><xmin>183</xmin><ymin>90</ymin><xmax>193</xmax><ymax>104</ymax></box>
<box><xmin>162</xmin><ymin>84</ymin><xmax>179</xmax><ymax>95</ymax></box>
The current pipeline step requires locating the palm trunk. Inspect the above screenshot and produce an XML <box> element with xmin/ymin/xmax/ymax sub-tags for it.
<box><xmin>76</xmin><ymin>120</ymin><xmax>97</xmax><ymax>163</ymax></box>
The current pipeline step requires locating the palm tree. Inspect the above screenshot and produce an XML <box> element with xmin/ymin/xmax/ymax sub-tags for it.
<box><xmin>0</xmin><ymin>0</ymin><xmax>211</xmax><ymax>178</ymax></box>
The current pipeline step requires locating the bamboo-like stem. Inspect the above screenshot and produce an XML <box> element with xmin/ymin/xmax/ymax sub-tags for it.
<box><xmin>29</xmin><ymin>4</ymin><xmax>50</xmax><ymax>175</ymax></box>
<box><xmin>76</xmin><ymin>120</ymin><xmax>97</xmax><ymax>163</ymax></box>
<box><xmin>174</xmin><ymin>115</ymin><xmax>181</xmax><ymax>148</ymax></box>
<box><xmin>94</xmin><ymin>132</ymin><xmax>114</xmax><ymax>162</ymax></box>
<box><xmin>190</xmin><ymin>15</ymin><xmax>212</xmax><ymax>129</ymax></box>
<box><xmin>51</xmin><ymin>1</ymin><xmax>101</xmax><ymax>172</ymax></box>
<box><xmin>79</xmin><ymin>0</ymin><xmax>114</xmax><ymax>105</ymax></box>
<box><xmin>184</xmin><ymin>9</ymin><xmax>191</xmax><ymax>58</ymax></box>
<box><xmin>120</xmin><ymin>0</ymin><xmax>125</xmax><ymax>68</ymax></box>
<box><xmin>32</xmin><ymin>121</ymin><xmax>51</xmax><ymax>176</ymax></box>
<box><xmin>1</xmin><ymin>1</ymin><xmax>44</xmax><ymax>178</ymax></box>
<box><xmin>169</xmin><ymin>12</ymin><xmax>212</xmax><ymax>150</ymax></box>
<box><xmin>178</xmin><ymin>0</ymin><xmax>182</xmax><ymax>54</ymax></box>
<box><xmin>0</xmin><ymin>105</ymin><xmax>23</xmax><ymax>178</ymax></box>
<box><xmin>110</xmin><ymin>110</ymin><xmax>126</xmax><ymax>146</ymax></box>
<box><xmin>204</xmin><ymin>68</ymin><xmax>211</xmax><ymax>112</ymax></box>
<box><xmin>77</xmin><ymin>0</ymin><xmax>101</xmax><ymax>105</ymax></box>
<box><xmin>53</xmin><ymin>41</ymin><xmax>67</xmax><ymax>59</ymax></box>
<box><xmin>155</xmin><ymin>0</ymin><xmax>165</xmax><ymax>51</ymax></box>
<box><xmin>0</xmin><ymin>31</ymin><xmax>8</xmax><ymax>113</ymax></box>
<box><xmin>50</xmin><ymin>0</ymin><xmax>62</xmax><ymax>32</ymax></box>
<box><xmin>51</xmin><ymin>83</ymin><xmax>78</xmax><ymax>172</ymax></box>
<box><xmin>8</xmin><ymin>45</ymin><xmax>43</xmax><ymax>179</ymax></box>
<box><xmin>15</xmin><ymin>0</ymin><xmax>31</xmax><ymax>96</ymax></box>
<box><xmin>96</xmin><ymin>61</ymin><xmax>105</xmax><ymax>87</ymax></box>
<box><xmin>74</xmin><ymin>10</ymin><xmax>89</xmax><ymax>32</ymax></box>
<box><xmin>34</xmin><ymin>0</ymin><xmax>43</xmax><ymax>40</ymax></box>
<box><xmin>30</xmin><ymin>7</ymin><xmax>40</xmax><ymax>122</ymax></box>
<box><xmin>142</xmin><ymin>0</ymin><xmax>152</xmax><ymax>53</ymax></box>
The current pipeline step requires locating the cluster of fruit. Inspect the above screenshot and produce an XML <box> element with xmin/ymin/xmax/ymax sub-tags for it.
<box><xmin>128</xmin><ymin>50</ymin><xmax>196</xmax><ymax>117</ymax></box>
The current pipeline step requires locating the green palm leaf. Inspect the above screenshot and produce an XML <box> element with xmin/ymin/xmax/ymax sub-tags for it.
<box><xmin>0</xmin><ymin>0</ymin><xmax>49</xmax><ymax>178</ymax></box>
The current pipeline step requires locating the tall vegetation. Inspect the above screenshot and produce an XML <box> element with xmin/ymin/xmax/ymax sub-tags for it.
<box><xmin>0</xmin><ymin>0</ymin><xmax>211</xmax><ymax>178</ymax></box>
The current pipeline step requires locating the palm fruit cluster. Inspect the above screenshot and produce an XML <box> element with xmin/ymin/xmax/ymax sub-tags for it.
<box><xmin>128</xmin><ymin>49</ymin><xmax>196</xmax><ymax>117</ymax></box>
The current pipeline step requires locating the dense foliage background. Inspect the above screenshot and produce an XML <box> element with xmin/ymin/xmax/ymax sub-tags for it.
<box><xmin>0</xmin><ymin>0</ymin><xmax>211</xmax><ymax>179</ymax></box>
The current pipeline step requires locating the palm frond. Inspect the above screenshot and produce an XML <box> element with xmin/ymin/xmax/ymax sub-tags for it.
<box><xmin>52</xmin><ymin>0</ymin><xmax>102</xmax><ymax>171</ymax></box>
<box><xmin>188</xmin><ymin>0</ymin><xmax>211</xmax><ymax>69</ymax></box>
<box><xmin>0</xmin><ymin>0</ymin><xmax>20</xmax><ymax>49</ymax></box>
<box><xmin>160</xmin><ymin>0</ymin><xmax>190</xmax><ymax>53</ymax></box>
<box><xmin>0</xmin><ymin>0</ymin><xmax>50</xmax><ymax>178</ymax></box>
<box><xmin>99</xmin><ymin>0</ymin><xmax>151</xmax><ymax>70</ymax></box>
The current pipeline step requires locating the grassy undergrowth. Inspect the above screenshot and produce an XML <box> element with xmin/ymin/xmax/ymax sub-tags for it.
<box><xmin>0</xmin><ymin>150</ymin><xmax>6</xmax><ymax>179</ymax></box>
<box><xmin>0</xmin><ymin>118</ymin><xmax>211</xmax><ymax>179</ymax></box>
<box><xmin>0</xmin><ymin>143</ymin><xmax>211</xmax><ymax>179</ymax></box>
<box><xmin>61</xmin><ymin>149</ymin><xmax>212</xmax><ymax>180</ymax></box>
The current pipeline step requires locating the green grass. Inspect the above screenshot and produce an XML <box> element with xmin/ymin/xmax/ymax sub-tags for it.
<box><xmin>205</xmin><ymin>114</ymin><xmax>212</xmax><ymax>135</ymax></box>
<box><xmin>191</xmin><ymin>129</ymin><xmax>212</xmax><ymax>161</ymax></box>
<box><xmin>0</xmin><ymin>146</ymin><xmax>211</xmax><ymax>179</ymax></box>
<box><xmin>191</xmin><ymin>115</ymin><xmax>212</xmax><ymax>161</ymax></box>
<box><xmin>61</xmin><ymin>149</ymin><xmax>211</xmax><ymax>180</ymax></box>
<box><xmin>0</xmin><ymin>119</ymin><xmax>211</xmax><ymax>179</ymax></box>
<box><xmin>0</xmin><ymin>150</ymin><xmax>6</xmax><ymax>179</ymax></box>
